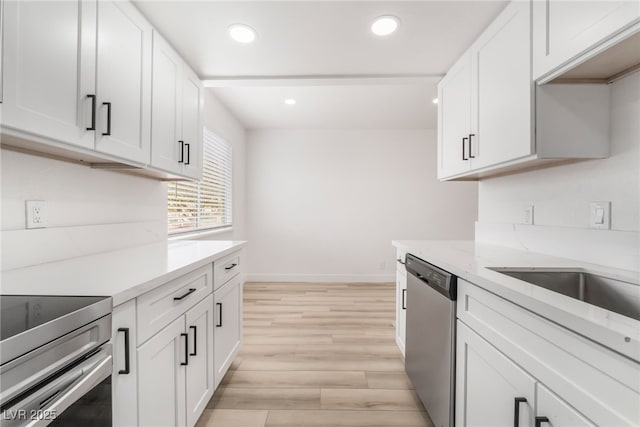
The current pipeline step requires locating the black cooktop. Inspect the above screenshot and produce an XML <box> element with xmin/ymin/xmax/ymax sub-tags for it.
<box><xmin>0</xmin><ymin>295</ymin><xmax>108</xmax><ymax>341</ymax></box>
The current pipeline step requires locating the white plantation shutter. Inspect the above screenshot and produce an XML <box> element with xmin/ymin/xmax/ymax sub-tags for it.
<box><xmin>168</xmin><ymin>129</ymin><xmax>232</xmax><ymax>233</ymax></box>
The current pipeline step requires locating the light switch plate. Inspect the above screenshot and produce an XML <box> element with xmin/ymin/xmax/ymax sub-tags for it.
<box><xmin>522</xmin><ymin>205</ymin><xmax>534</xmax><ymax>225</ymax></box>
<box><xmin>589</xmin><ymin>201</ymin><xmax>610</xmax><ymax>229</ymax></box>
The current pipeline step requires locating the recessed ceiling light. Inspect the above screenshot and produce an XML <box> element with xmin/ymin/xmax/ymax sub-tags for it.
<box><xmin>432</xmin><ymin>98</ymin><xmax>439</xmax><ymax>104</ymax></box>
<box><xmin>228</xmin><ymin>24</ymin><xmax>257</xmax><ymax>44</ymax></box>
<box><xmin>284</xmin><ymin>98</ymin><xmax>297</xmax><ymax>105</ymax></box>
<box><xmin>371</xmin><ymin>16</ymin><xmax>399</xmax><ymax>36</ymax></box>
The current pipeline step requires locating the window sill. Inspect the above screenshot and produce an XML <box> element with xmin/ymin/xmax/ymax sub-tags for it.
<box><xmin>168</xmin><ymin>226</ymin><xmax>233</xmax><ymax>242</ymax></box>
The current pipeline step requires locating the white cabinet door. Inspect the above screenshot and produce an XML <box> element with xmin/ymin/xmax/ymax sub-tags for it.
<box><xmin>536</xmin><ymin>383</ymin><xmax>596</xmax><ymax>427</ymax></box>
<box><xmin>180</xmin><ymin>65</ymin><xmax>203</xmax><ymax>180</ymax></box>
<box><xmin>112</xmin><ymin>300</ymin><xmax>138</xmax><ymax>427</ymax></box>
<box><xmin>151</xmin><ymin>32</ymin><xmax>182</xmax><ymax>174</ymax></box>
<box><xmin>533</xmin><ymin>0</ymin><xmax>640</xmax><ymax>80</ymax></box>
<box><xmin>214</xmin><ymin>276</ymin><xmax>243</xmax><ymax>388</ymax></box>
<box><xmin>185</xmin><ymin>295</ymin><xmax>215</xmax><ymax>427</ymax></box>
<box><xmin>437</xmin><ymin>53</ymin><xmax>472</xmax><ymax>179</ymax></box>
<box><xmin>95</xmin><ymin>0</ymin><xmax>151</xmax><ymax>164</ymax></box>
<box><xmin>395</xmin><ymin>270</ymin><xmax>407</xmax><ymax>357</ymax></box>
<box><xmin>456</xmin><ymin>321</ymin><xmax>536</xmax><ymax>427</ymax></box>
<box><xmin>471</xmin><ymin>0</ymin><xmax>533</xmax><ymax>169</ymax></box>
<box><xmin>1</xmin><ymin>0</ymin><xmax>96</xmax><ymax>148</ymax></box>
<box><xmin>138</xmin><ymin>316</ymin><xmax>187</xmax><ymax>427</ymax></box>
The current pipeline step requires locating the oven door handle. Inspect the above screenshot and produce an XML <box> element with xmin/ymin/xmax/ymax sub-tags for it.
<box><xmin>3</xmin><ymin>346</ymin><xmax>112</xmax><ymax>427</ymax></box>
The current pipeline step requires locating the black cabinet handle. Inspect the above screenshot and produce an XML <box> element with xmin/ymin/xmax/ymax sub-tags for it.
<box><xmin>189</xmin><ymin>325</ymin><xmax>197</xmax><ymax>356</ymax></box>
<box><xmin>462</xmin><ymin>137</ymin><xmax>469</xmax><ymax>160</ymax></box>
<box><xmin>216</xmin><ymin>302</ymin><xmax>222</xmax><ymax>327</ymax></box>
<box><xmin>178</xmin><ymin>140</ymin><xmax>184</xmax><ymax>163</ymax></box>
<box><xmin>469</xmin><ymin>133</ymin><xmax>476</xmax><ymax>158</ymax></box>
<box><xmin>535</xmin><ymin>417</ymin><xmax>549</xmax><ymax>427</ymax></box>
<box><xmin>225</xmin><ymin>263</ymin><xmax>237</xmax><ymax>271</ymax></box>
<box><xmin>514</xmin><ymin>397</ymin><xmax>527</xmax><ymax>427</ymax></box>
<box><xmin>396</xmin><ymin>258</ymin><xmax>405</xmax><ymax>265</ymax></box>
<box><xmin>86</xmin><ymin>94</ymin><xmax>96</xmax><ymax>131</ymax></box>
<box><xmin>173</xmin><ymin>288</ymin><xmax>196</xmax><ymax>301</ymax></box>
<box><xmin>102</xmin><ymin>102</ymin><xmax>111</xmax><ymax>136</ymax></box>
<box><xmin>180</xmin><ymin>333</ymin><xmax>189</xmax><ymax>366</ymax></box>
<box><xmin>401</xmin><ymin>288</ymin><xmax>407</xmax><ymax>310</ymax></box>
<box><xmin>118</xmin><ymin>327</ymin><xmax>131</xmax><ymax>375</ymax></box>
<box><xmin>185</xmin><ymin>143</ymin><xmax>190</xmax><ymax>165</ymax></box>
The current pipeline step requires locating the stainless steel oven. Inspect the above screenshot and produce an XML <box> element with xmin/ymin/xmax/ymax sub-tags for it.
<box><xmin>0</xmin><ymin>295</ymin><xmax>112</xmax><ymax>427</ymax></box>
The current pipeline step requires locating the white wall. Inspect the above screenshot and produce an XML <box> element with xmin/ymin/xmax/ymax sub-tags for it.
<box><xmin>196</xmin><ymin>89</ymin><xmax>247</xmax><ymax>241</ymax></box>
<box><xmin>245</xmin><ymin>129</ymin><xmax>478</xmax><ymax>282</ymax></box>
<box><xmin>1</xmin><ymin>149</ymin><xmax>167</xmax><ymax>270</ymax></box>
<box><xmin>478</xmin><ymin>72</ymin><xmax>639</xmax><ymax>231</ymax></box>
<box><xmin>476</xmin><ymin>72</ymin><xmax>639</xmax><ymax>270</ymax></box>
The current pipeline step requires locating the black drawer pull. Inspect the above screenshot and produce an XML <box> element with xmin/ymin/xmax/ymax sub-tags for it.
<box><xmin>102</xmin><ymin>102</ymin><xmax>111</xmax><ymax>136</ymax></box>
<box><xmin>118</xmin><ymin>327</ymin><xmax>131</xmax><ymax>375</ymax></box>
<box><xmin>86</xmin><ymin>94</ymin><xmax>96</xmax><ymax>130</ymax></box>
<box><xmin>535</xmin><ymin>417</ymin><xmax>549</xmax><ymax>427</ymax></box>
<box><xmin>514</xmin><ymin>397</ymin><xmax>527</xmax><ymax>427</ymax></box>
<box><xmin>401</xmin><ymin>288</ymin><xmax>407</xmax><ymax>310</ymax></box>
<box><xmin>178</xmin><ymin>140</ymin><xmax>184</xmax><ymax>163</ymax></box>
<box><xmin>180</xmin><ymin>333</ymin><xmax>189</xmax><ymax>366</ymax></box>
<box><xmin>185</xmin><ymin>143</ymin><xmax>190</xmax><ymax>165</ymax></box>
<box><xmin>189</xmin><ymin>325</ymin><xmax>197</xmax><ymax>356</ymax></box>
<box><xmin>216</xmin><ymin>302</ymin><xmax>222</xmax><ymax>327</ymax></box>
<box><xmin>173</xmin><ymin>288</ymin><xmax>196</xmax><ymax>301</ymax></box>
<box><xmin>224</xmin><ymin>263</ymin><xmax>237</xmax><ymax>271</ymax></box>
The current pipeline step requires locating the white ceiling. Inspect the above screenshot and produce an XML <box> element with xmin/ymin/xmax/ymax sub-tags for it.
<box><xmin>134</xmin><ymin>1</ymin><xmax>508</xmax><ymax>130</ymax></box>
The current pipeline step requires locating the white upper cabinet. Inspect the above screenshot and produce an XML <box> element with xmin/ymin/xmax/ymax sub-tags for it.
<box><xmin>470</xmin><ymin>0</ymin><xmax>532</xmax><ymax>169</ymax></box>
<box><xmin>151</xmin><ymin>32</ymin><xmax>203</xmax><ymax>180</ymax></box>
<box><xmin>2</xmin><ymin>0</ymin><xmax>151</xmax><ymax>165</ymax></box>
<box><xmin>437</xmin><ymin>53</ymin><xmax>472</xmax><ymax>179</ymax></box>
<box><xmin>438</xmin><ymin>0</ymin><xmax>612</xmax><ymax>180</ymax></box>
<box><xmin>1</xmin><ymin>0</ymin><xmax>96</xmax><ymax>149</ymax></box>
<box><xmin>533</xmin><ymin>0</ymin><xmax>640</xmax><ymax>81</ymax></box>
<box><xmin>94</xmin><ymin>0</ymin><xmax>151</xmax><ymax>164</ymax></box>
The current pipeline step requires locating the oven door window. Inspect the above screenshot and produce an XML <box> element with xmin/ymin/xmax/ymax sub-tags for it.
<box><xmin>49</xmin><ymin>377</ymin><xmax>111</xmax><ymax>427</ymax></box>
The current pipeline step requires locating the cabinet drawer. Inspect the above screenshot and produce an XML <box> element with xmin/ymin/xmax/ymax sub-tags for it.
<box><xmin>137</xmin><ymin>264</ymin><xmax>212</xmax><ymax>344</ymax></box>
<box><xmin>457</xmin><ymin>279</ymin><xmax>640</xmax><ymax>426</ymax></box>
<box><xmin>214</xmin><ymin>251</ymin><xmax>241</xmax><ymax>290</ymax></box>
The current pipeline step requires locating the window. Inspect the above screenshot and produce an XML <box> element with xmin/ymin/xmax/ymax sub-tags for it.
<box><xmin>168</xmin><ymin>129</ymin><xmax>232</xmax><ymax>233</ymax></box>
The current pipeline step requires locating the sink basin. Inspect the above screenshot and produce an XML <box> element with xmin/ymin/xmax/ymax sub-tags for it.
<box><xmin>488</xmin><ymin>268</ymin><xmax>640</xmax><ymax>321</ymax></box>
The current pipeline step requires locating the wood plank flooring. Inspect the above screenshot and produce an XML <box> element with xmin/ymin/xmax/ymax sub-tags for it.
<box><xmin>196</xmin><ymin>282</ymin><xmax>433</xmax><ymax>427</ymax></box>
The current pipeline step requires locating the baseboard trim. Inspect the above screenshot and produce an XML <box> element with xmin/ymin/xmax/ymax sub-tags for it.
<box><xmin>245</xmin><ymin>273</ymin><xmax>395</xmax><ymax>283</ymax></box>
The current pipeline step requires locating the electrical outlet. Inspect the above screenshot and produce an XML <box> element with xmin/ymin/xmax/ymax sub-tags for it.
<box><xmin>26</xmin><ymin>200</ymin><xmax>47</xmax><ymax>229</ymax></box>
<box><xmin>522</xmin><ymin>205</ymin><xmax>534</xmax><ymax>225</ymax></box>
<box><xmin>590</xmin><ymin>201</ymin><xmax>611</xmax><ymax>229</ymax></box>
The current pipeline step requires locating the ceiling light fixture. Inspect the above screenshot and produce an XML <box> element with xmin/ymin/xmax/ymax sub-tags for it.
<box><xmin>228</xmin><ymin>23</ymin><xmax>257</xmax><ymax>44</ymax></box>
<box><xmin>284</xmin><ymin>98</ymin><xmax>297</xmax><ymax>105</ymax></box>
<box><xmin>371</xmin><ymin>16</ymin><xmax>399</xmax><ymax>36</ymax></box>
<box><xmin>432</xmin><ymin>98</ymin><xmax>439</xmax><ymax>104</ymax></box>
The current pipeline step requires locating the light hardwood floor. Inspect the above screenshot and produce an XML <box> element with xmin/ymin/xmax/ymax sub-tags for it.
<box><xmin>196</xmin><ymin>282</ymin><xmax>433</xmax><ymax>427</ymax></box>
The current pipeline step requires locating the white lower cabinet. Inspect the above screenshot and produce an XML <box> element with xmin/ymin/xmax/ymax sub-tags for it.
<box><xmin>185</xmin><ymin>296</ymin><xmax>215</xmax><ymax>427</ymax></box>
<box><xmin>395</xmin><ymin>253</ymin><xmax>407</xmax><ymax>357</ymax></box>
<box><xmin>112</xmin><ymin>299</ymin><xmax>138</xmax><ymax>427</ymax></box>
<box><xmin>112</xmin><ymin>257</ymin><xmax>244</xmax><ymax>427</ymax></box>
<box><xmin>214</xmin><ymin>275</ymin><xmax>243</xmax><ymax>388</ymax></box>
<box><xmin>138</xmin><ymin>316</ymin><xmax>186</xmax><ymax>427</ymax></box>
<box><xmin>456</xmin><ymin>322</ymin><xmax>535</xmax><ymax>427</ymax></box>
<box><xmin>456</xmin><ymin>279</ymin><xmax>640</xmax><ymax>426</ymax></box>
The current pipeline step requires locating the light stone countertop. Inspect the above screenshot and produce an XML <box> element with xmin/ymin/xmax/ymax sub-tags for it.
<box><xmin>1</xmin><ymin>240</ymin><xmax>246</xmax><ymax>307</ymax></box>
<box><xmin>392</xmin><ymin>240</ymin><xmax>640</xmax><ymax>362</ymax></box>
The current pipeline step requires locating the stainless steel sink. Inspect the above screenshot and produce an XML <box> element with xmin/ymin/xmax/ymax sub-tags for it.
<box><xmin>488</xmin><ymin>268</ymin><xmax>640</xmax><ymax>321</ymax></box>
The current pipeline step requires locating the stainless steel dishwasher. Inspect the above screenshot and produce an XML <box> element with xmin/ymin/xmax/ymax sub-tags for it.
<box><xmin>405</xmin><ymin>254</ymin><xmax>457</xmax><ymax>427</ymax></box>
